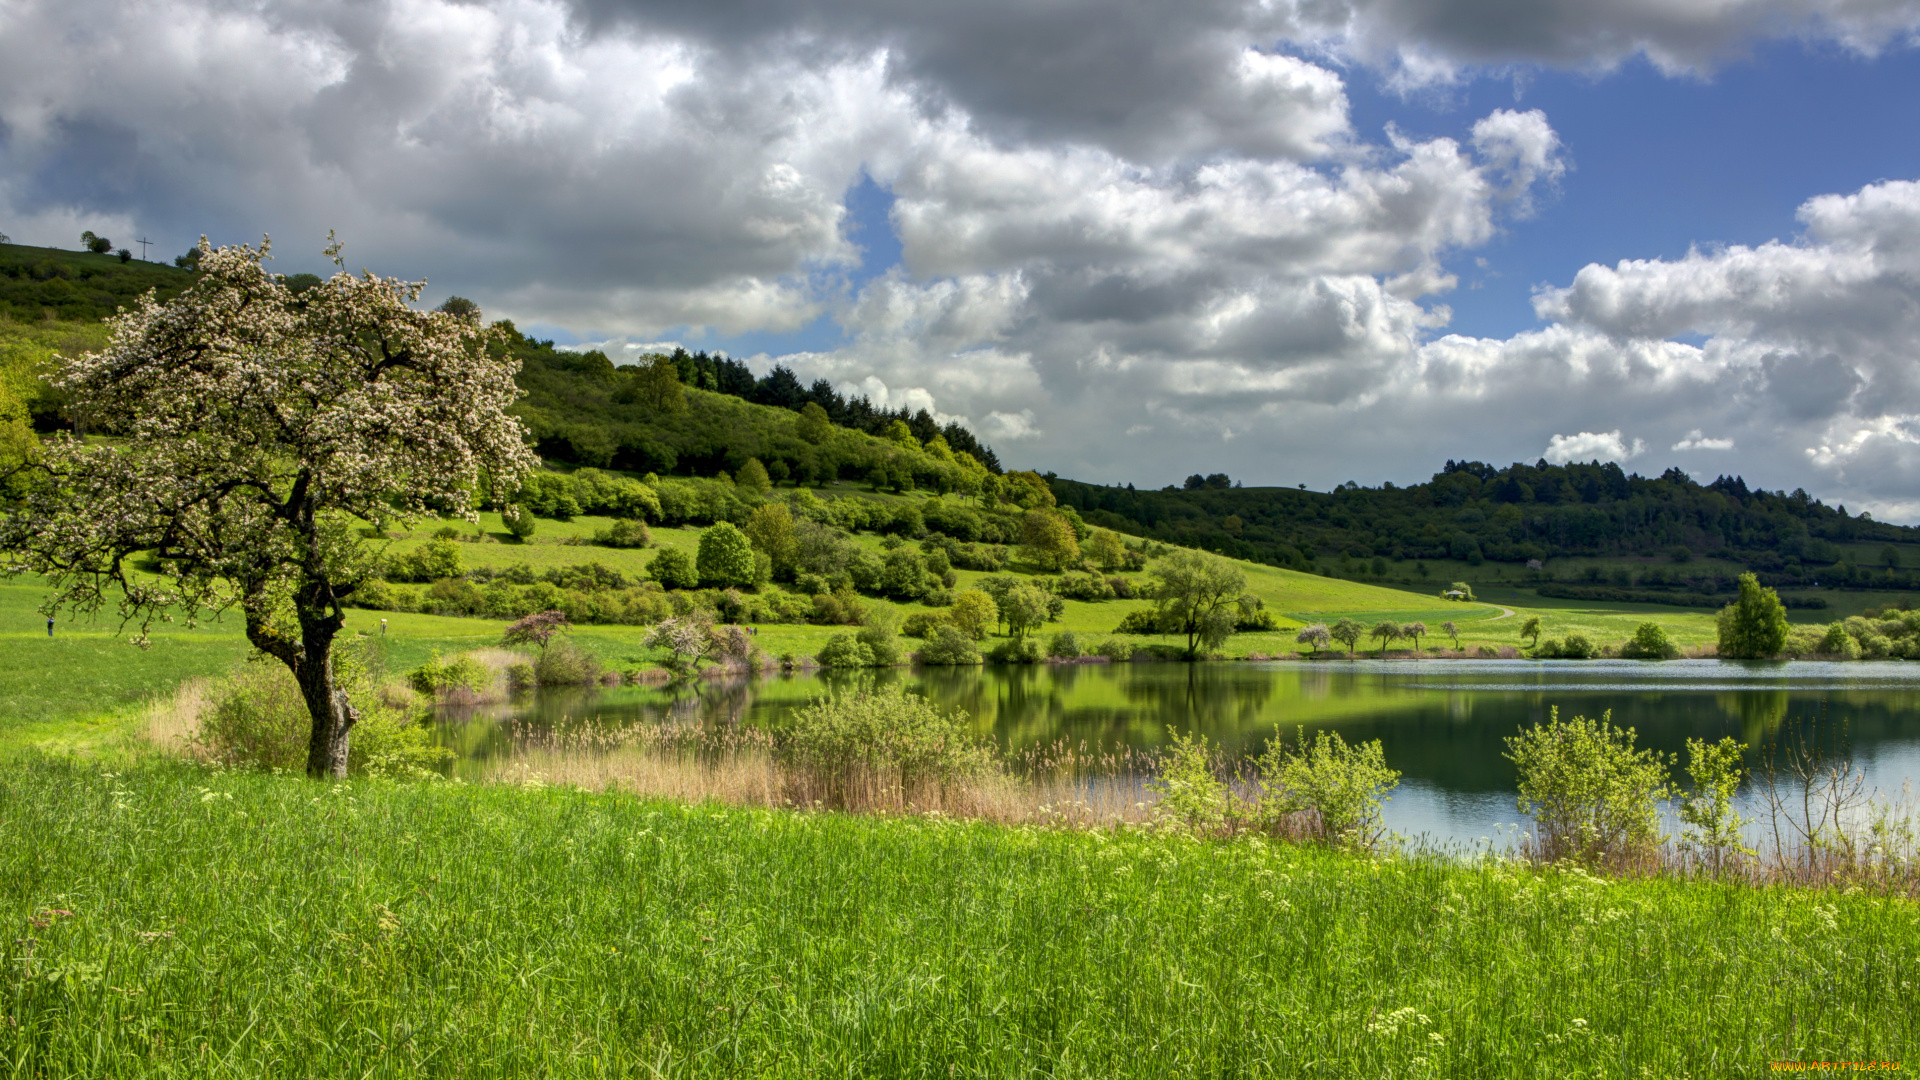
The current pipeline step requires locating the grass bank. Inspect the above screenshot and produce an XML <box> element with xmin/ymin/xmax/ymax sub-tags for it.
<box><xmin>2</xmin><ymin>756</ymin><xmax>1914</xmax><ymax>1077</ymax></box>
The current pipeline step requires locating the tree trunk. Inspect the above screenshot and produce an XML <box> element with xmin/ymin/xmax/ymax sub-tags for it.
<box><xmin>295</xmin><ymin>627</ymin><xmax>359</xmax><ymax>779</ymax></box>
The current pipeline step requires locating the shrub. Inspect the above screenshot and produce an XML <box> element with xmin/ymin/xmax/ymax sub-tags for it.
<box><xmin>917</xmin><ymin>625</ymin><xmax>982</xmax><ymax>665</ymax></box>
<box><xmin>1150</xmin><ymin>729</ymin><xmax>1229</xmax><ymax>834</ymax></box>
<box><xmin>648</xmin><ymin>548</ymin><xmax>698</xmax><ymax>589</ymax></box>
<box><xmin>1504</xmin><ymin>708</ymin><xmax>1670</xmax><ymax>866</ymax></box>
<box><xmin>532</xmin><ymin>639</ymin><xmax>602</xmax><ymax>686</ymax></box>
<box><xmin>1094</xmin><ymin>637</ymin><xmax>1134</xmax><ymax>661</ymax></box>
<box><xmin>986</xmin><ymin>636</ymin><xmax>1045</xmax><ymax>664</ymax></box>
<box><xmin>1255</xmin><ymin>728</ymin><xmax>1400</xmax><ymax>851</ymax></box>
<box><xmin>1620</xmin><ymin>622</ymin><xmax>1679</xmax><ymax>660</ymax></box>
<box><xmin>1113</xmin><ymin>609</ymin><xmax>1162</xmax><ymax>634</ymax></box>
<box><xmin>1821</xmin><ymin>622</ymin><xmax>1862</xmax><ymax>659</ymax></box>
<box><xmin>1054</xmin><ymin>573</ymin><xmax>1114</xmax><ymax>601</ymax></box>
<box><xmin>195</xmin><ymin>644</ymin><xmax>447</xmax><ymax>777</ymax></box>
<box><xmin>407</xmin><ymin>653</ymin><xmax>488</xmax><ymax>698</ymax></box>
<box><xmin>778</xmin><ymin>685</ymin><xmax>983</xmax><ymax>807</ymax></box>
<box><xmin>1678</xmin><ymin>736</ymin><xmax>1753</xmax><ymax>873</ymax></box>
<box><xmin>1716</xmin><ymin>572</ymin><xmax>1790</xmax><ymax>658</ymax></box>
<box><xmin>1558</xmin><ymin>632</ymin><xmax>1598</xmax><ymax>659</ymax></box>
<box><xmin>855</xmin><ymin>617</ymin><xmax>904</xmax><ymax>667</ymax></box>
<box><xmin>815</xmin><ymin>633</ymin><xmax>877</xmax><ymax>669</ymax></box>
<box><xmin>696</xmin><ymin>522</ymin><xmax>757</xmax><ymax>588</ymax></box>
<box><xmin>901</xmin><ymin>610</ymin><xmax>949</xmax><ymax>638</ymax></box>
<box><xmin>385</xmin><ymin>539</ymin><xmax>463</xmax><ymax>583</ymax></box>
<box><xmin>501</xmin><ymin>504</ymin><xmax>536</xmax><ymax>541</ymax></box>
<box><xmin>948</xmin><ymin>589</ymin><xmax>998</xmax><ymax>640</ymax></box>
<box><xmin>591</xmin><ymin>519</ymin><xmax>651</xmax><ymax>548</ymax></box>
<box><xmin>1046</xmin><ymin>630</ymin><xmax>1085</xmax><ymax>659</ymax></box>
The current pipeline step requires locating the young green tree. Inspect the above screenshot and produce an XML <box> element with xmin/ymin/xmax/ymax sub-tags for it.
<box><xmin>1716</xmin><ymin>572</ymin><xmax>1790</xmax><ymax>659</ymax></box>
<box><xmin>1000</xmin><ymin>583</ymin><xmax>1052</xmax><ymax>641</ymax></box>
<box><xmin>1329</xmin><ymin>617</ymin><xmax>1364</xmax><ymax>657</ymax></box>
<box><xmin>1085</xmin><ymin>529</ymin><xmax>1127</xmax><ymax>572</ymax></box>
<box><xmin>1441</xmin><ymin>620</ymin><xmax>1460</xmax><ymax>649</ymax></box>
<box><xmin>1505</xmin><ymin>708</ymin><xmax>1671</xmax><ymax>866</ymax></box>
<box><xmin>696</xmin><ymin>522</ymin><xmax>758</xmax><ymax>588</ymax></box>
<box><xmin>797</xmin><ymin>401</ymin><xmax>833</xmax><ymax>444</ymax></box>
<box><xmin>742</xmin><ymin>503</ymin><xmax>797</xmax><ymax>580</ymax></box>
<box><xmin>0</xmin><ymin>238</ymin><xmax>536</xmax><ymax>778</ymax></box>
<box><xmin>1678</xmin><ymin>736</ymin><xmax>1753</xmax><ymax>874</ymax></box>
<box><xmin>736</xmin><ymin>457</ymin><xmax>773</xmax><ymax>496</ymax></box>
<box><xmin>948</xmin><ymin>588</ymin><xmax>998</xmax><ymax>640</ymax></box>
<box><xmin>1520</xmin><ymin>615</ymin><xmax>1543</xmax><ymax>649</ymax></box>
<box><xmin>1369</xmin><ymin>620</ymin><xmax>1401</xmax><ymax>656</ymax></box>
<box><xmin>648</xmin><ymin>547</ymin><xmax>698</xmax><ymax>589</ymax></box>
<box><xmin>1146</xmin><ymin>550</ymin><xmax>1248</xmax><ymax>658</ymax></box>
<box><xmin>625</xmin><ymin>353</ymin><xmax>685</xmax><ymax>413</ymax></box>
<box><xmin>1403</xmin><ymin>621</ymin><xmax>1427</xmax><ymax>651</ymax></box>
<box><xmin>1019</xmin><ymin>508</ymin><xmax>1081</xmax><ymax>571</ymax></box>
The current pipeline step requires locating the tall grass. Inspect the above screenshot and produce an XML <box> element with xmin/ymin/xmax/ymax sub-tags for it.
<box><xmin>1</xmin><ymin>757</ymin><xmax>1914</xmax><ymax>1076</ymax></box>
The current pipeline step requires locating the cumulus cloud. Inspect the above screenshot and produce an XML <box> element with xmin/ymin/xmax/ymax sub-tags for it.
<box><xmin>1543</xmin><ymin>430</ymin><xmax>1645</xmax><ymax>464</ymax></box>
<box><xmin>1672</xmin><ymin>429</ymin><xmax>1736</xmax><ymax>451</ymax></box>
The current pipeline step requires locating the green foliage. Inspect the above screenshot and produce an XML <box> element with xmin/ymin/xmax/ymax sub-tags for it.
<box><xmin>1678</xmin><ymin>737</ymin><xmax>1753</xmax><ymax>873</ymax></box>
<box><xmin>1716</xmin><ymin>572</ymin><xmax>1791</xmax><ymax>659</ymax></box>
<box><xmin>1147</xmin><ymin>550</ymin><xmax>1248</xmax><ymax>657</ymax></box>
<box><xmin>948</xmin><ymin>589</ymin><xmax>997</xmax><ymax>640</ymax></box>
<box><xmin>532</xmin><ymin>639</ymin><xmax>604</xmax><ymax>686</ymax></box>
<box><xmin>737</xmin><ymin>457</ymin><xmax>773</xmax><ymax>496</ymax></box>
<box><xmin>1520</xmin><ymin>615</ymin><xmax>1542</xmax><ymax>647</ymax></box>
<box><xmin>1046</xmin><ymin>630</ymin><xmax>1086</xmax><ymax>659</ymax></box>
<box><xmin>1369</xmin><ymin>620</ymin><xmax>1401</xmax><ymax>655</ymax></box>
<box><xmin>1505</xmin><ymin>708</ymin><xmax>1670</xmax><ymax>866</ymax></box>
<box><xmin>998</xmin><ymin>582</ymin><xmax>1052</xmax><ymax>640</ymax></box>
<box><xmin>1150</xmin><ymin>729</ymin><xmax>1230</xmax><ymax>834</ymax></box>
<box><xmin>648</xmin><ymin>548</ymin><xmax>698</xmax><ymax>589</ymax></box>
<box><xmin>1019</xmin><ymin>508</ymin><xmax>1081</xmax><ymax>571</ymax></box>
<box><xmin>916</xmin><ymin>625</ymin><xmax>983</xmax><ymax>666</ymax></box>
<box><xmin>855</xmin><ymin>611</ymin><xmax>905</xmax><ymax>667</ymax></box>
<box><xmin>1329</xmin><ymin>617</ymin><xmax>1364</xmax><ymax>656</ymax></box>
<box><xmin>502</xmin><ymin>504</ymin><xmax>537</xmax><ymax>541</ymax></box>
<box><xmin>1257</xmin><ymin>728</ymin><xmax>1401</xmax><ymax>851</ymax></box>
<box><xmin>195</xmin><ymin>647</ymin><xmax>448</xmax><ymax>777</ymax></box>
<box><xmin>1534</xmin><ymin>633</ymin><xmax>1598</xmax><ymax>660</ymax></box>
<box><xmin>696</xmin><ymin>522</ymin><xmax>757</xmax><ymax>588</ymax></box>
<box><xmin>384</xmin><ymin>539</ymin><xmax>464</xmax><ymax>583</ymax></box>
<box><xmin>1094</xmin><ymin>637</ymin><xmax>1134</xmax><ymax>661</ymax></box>
<box><xmin>407</xmin><ymin>653</ymin><xmax>488</xmax><ymax>697</ymax></box>
<box><xmin>779</xmin><ymin>685</ymin><xmax>983</xmax><ymax>806</ymax></box>
<box><xmin>589</xmin><ymin>518</ymin><xmax>652</xmax><ymax>549</ymax></box>
<box><xmin>1620</xmin><ymin>622</ymin><xmax>1680</xmax><ymax>660</ymax></box>
<box><xmin>0</xmin><ymin>242</ymin><xmax>197</xmax><ymax>322</ymax></box>
<box><xmin>1444</xmin><ymin>581</ymin><xmax>1475</xmax><ymax>602</ymax></box>
<box><xmin>986</xmin><ymin>636</ymin><xmax>1045</xmax><ymax>664</ymax></box>
<box><xmin>815</xmin><ymin>633</ymin><xmax>878</xmax><ymax>668</ymax></box>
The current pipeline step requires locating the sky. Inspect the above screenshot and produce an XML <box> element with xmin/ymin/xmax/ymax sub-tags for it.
<box><xmin>6</xmin><ymin>1</ymin><xmax>1920</xmax><ymax>515</ymax></box>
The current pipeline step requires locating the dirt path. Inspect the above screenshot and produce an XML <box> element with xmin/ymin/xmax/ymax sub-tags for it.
<box><xmin>1485</xmin><ymin>605</ymin><xmax>1516</xmax><ymax>620</ymax></box>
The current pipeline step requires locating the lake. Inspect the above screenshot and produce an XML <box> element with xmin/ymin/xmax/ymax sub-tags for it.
<box><xmin>434</xmin><ymin>659</ymin><xmax>1920</xmax><ymax>847</ymax></box>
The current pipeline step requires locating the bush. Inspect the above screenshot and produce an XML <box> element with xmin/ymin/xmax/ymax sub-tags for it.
<box><xmin>1821</xmin><ymin>622</ymin><xmax>1862</xmax><ymax>659</ymax></box>
<box><xmin>901</xmin><ymin>610</ymin><xmax>948</xmax><ymax>638</ymax></box>
<box><xmin>532</xmin><ymin>639</ymin><xmax>603</xmax><ymax>686</ymax></box>
<box><xmin>916</xmin><ymin>625</ymin><xmax>982</xmax><ymax>665</ymax></box>
<box><xmin>855</xmin><ymin>618</ymin><xmax>904</xmax><ymax>667</ymax></box>
<box><xmin>778</xmin><ymin>685</ymin><xmax>983</xmax><ymax>807</ymax></box>
<box><xmin>591</xmin><ymin>519</ymin><xmax>651</xmax><ymax>548</ymax></box>
<box><xmin>648</xmin><ymin>548</ymin><xmax>698</xmax><ymax>589</ymax></box>
<box><xmin>385</xmin><ymin>539</ymin><xmax>463</xmax><ymax>583</ymax></box>
<box><xmin>1113</xmin><ymin>609</ymin><xmax>1162</xmax><ymax>634</ymax></box>
<box><xmin>407</xmin><ymin>653</ymin><xmax>488</xmax><ymax>697</ymax></box>
<box><xmin>1716</xmin><ymin>572</ymin><xmax>1790</xmax><ymax>659</ymax></box>
<box><xmin>1150</xmin><ymin>729</ymin><xmax>1229</xmax><ymax>834</ymax></box>
<box><xmin>1255</xmin><ymin>728</ymin><xmax>1400</xmax><ymax>851</ymax></box>
<box><xmin>1046</xmin><ymin>630</ymin><xmax>1085</xmax><ymax>659</ymax></box>
<box><xmin>195</xmin><ymin>644</ymin><xmax>448</xmax><ymax>777</ymax></box>
<box><xmin>1054</xmin><ymin>573</ymin><xmax>1114</xmax><ymax>601</ymax></box>
<box><xmin>1620</xmin><ymin>622</ymin><xmax>1679</xmax><ymax>660</ymax></box>
<box><xmin>502</xmin><ymin>504</ymin><xmax>536</xmax><ymax>541</ymax></box>
<box><xmin>697</xmin><ymin>522</ymin><xmax>757</xmax><ymax>588</ymax></box>
<box><xmin>1504</xmin><ymin>708</ymin><xmax>1670</xmax><ymax>866</ymax></box>
<box><xmin>816</xmin><ymin>633</ymin><xmax>878</xmax><ymax>669</ymax></box>
<box><xmin>986</xmin><ymin>636</ymin><xmax>1045</xmax><ymax>664</ymax></box>
<box><xmin>1093</xmin><ymin>637</ymin><xmax>1134</xmax><ymax>661</ymax></box>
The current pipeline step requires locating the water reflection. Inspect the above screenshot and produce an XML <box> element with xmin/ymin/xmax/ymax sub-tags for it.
<box><xmin>435</xmin><ymin>659</ymin><xmax>1920</xmax><ymax>845</ymax></box>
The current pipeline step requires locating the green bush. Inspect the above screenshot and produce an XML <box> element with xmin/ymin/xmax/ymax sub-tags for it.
<box><xmin>1094</xmin><ymin>637</ymin><xmax>1134</xmax><ymax>661</ymax></box>
<box><xmin>1047</xmin><ymin>630</ymin><xmax>1085</xmax><ymax>659</ymax></box>
<box><xmin>532</xmin><ymin>639</ymin><xmax>603</xmax><ymax>686</ymax></box>
<box><xmin>590</xmin><ymin>519</ymin><xmax>651</xmax><ymax>548</ymax></box>
<box><xmin>1677</xmin><ymin>736</ymin><xmax>1752</xmax><ymax>873</ymax></box>
<box><xmin>1716</xmin><ymin>572</ymin><xmax>1790</xmax><ymax>658</ymax></box>
<box><xmin>1255</xmin><ymin>727</ymin><xmax>1400</xmax><ymax>851</ymax></box>
<box><xmin>385</xmin><ymin>539</ymin><xmax>464</xmax><ymax>583</ymax></box>
<box><xmin>916</xmin><ymin>625</ymin><xmax>982</xmax><ymax>665</ymax></box>
<box><xmin>501</xmin><ymin>504</ymin><xmax>536</xmax><ymax>541</ymax></box>
<box><xmin>1620</xmin><ymin>622</ymin><xmax>1679</xmax><ymax>660</ymax></box>
<box><xmin>696</xmin><ymin>522</ymin><xmax>757</xmax><ymax>588</ymax></box>
<box><xmin>648</xmin><ymin>548</ymin><xmax>698</xmax><ymax>589</ymax></box>
<box><xmin>195</xmin><ymin>645</ymin><xmax>448</xmax><ymax>777</ymax></box>
<box><xmin>779</xmin><ymin>685</ymin><xmax>982</xmax><ymax>806</ymax></box>
<box><xmin>1150</xmin><ymin>729</ymin><xmax>1229</xmax><ymax>834</ymax></box>
<box><xmin>407</xmin><ymin>653</ymin><xmax>488</xmax><ymax>697</ymax></box>
<box><xmin>1505</xmin><ymin>708</ymin><xmax>1669</xmax><ymax>866</ymax></box>
<box><xmin>815</xmin><ymin>633</ymin><xmax>878</xmax><ymax>669</ymax></box>
<box><xmin>901</xmin><ymin>610</ymin><xmax>948</xmax><ymax>638</ymax></box>
<box><xmin>986</xmin><ymin>636</ymin><xmax>1045</xmax><ymax>664</ymax></box>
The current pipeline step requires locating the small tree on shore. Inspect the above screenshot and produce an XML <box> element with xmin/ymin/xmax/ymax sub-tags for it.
<box><xmin>1295</xmin><ymin>623</ymin><xmax>1331</xmax><ymax>655</ymax></box>
<box><xmin>1330</xmin><ymin>617</ymin><xmax>1364</xmax><ymax>657</ymax></box>
<box><xmin>1369</xmin><ymin>621</ymin><xmax>1402</xmax><ymax>656</ymax></box>
<box><xmin>1520</xmin><ymin>616</ymin><xmax>1543</xmax><ymax>649</ymax></box>
<box><xmin>0</xmin><ymin>238</ymin><xmax>536</xmax><ymax>777</ymax></box>
<box><xmin>1442</xmin><ymin>620</ymin><xmax>1460</xmax><ymax>649</ymax></box>
<box><xmin>1146</xmin><ymin>549</ymin><xmax>1247</xmax><ymax>658</ymax></box>
<box><xmin>1403</xmin><ymin>621</ymin><xmax>1427</xmax><ymax>651</ymax></box>
<box><xmin>1716</xmin><ymin>572</ymin><xmax>1789</xmax><ymax>659</ymax></box>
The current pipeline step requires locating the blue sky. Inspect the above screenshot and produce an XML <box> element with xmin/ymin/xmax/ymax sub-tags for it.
<box><xmin>8</xmin><ymin>0</ymin><xmax>1920</xmax><ymax>511</ymax></box>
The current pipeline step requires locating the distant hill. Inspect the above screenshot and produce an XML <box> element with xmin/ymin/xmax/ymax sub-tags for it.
<box><xmin>1050</xmin><ymin>461</ymin><xmax>1920</xmax><ymax>595</ymax></box>
<box><xmin>0</xmin><ymin>243</ymin><xmax>196</xmax><ymax>324</ymax></box>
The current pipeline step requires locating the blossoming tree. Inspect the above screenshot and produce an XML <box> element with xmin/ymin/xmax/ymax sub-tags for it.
<box><xmin>0</xmin><ymin>238</ymin><xmax>537</xmax><ymax>777</ymax></box>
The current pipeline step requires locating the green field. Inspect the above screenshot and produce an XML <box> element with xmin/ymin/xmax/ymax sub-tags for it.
<box><xmin>1</xmin><ymin>757</ymin><xmax>1910</xmax><ymax>1077</ymax></box>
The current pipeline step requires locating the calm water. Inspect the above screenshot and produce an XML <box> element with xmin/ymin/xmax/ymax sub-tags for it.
<box><xmin>435</xmin><ymin>660</ymin><xmax>1920</xmax><ymax>847</ymax></box>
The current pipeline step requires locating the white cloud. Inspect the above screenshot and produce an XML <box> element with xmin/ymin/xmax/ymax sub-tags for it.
<box><xmin>1673</xmin><ymin>429</ymin><xmax>1735</xmax><ymax>451</ymax></box>
<box><xmin>1543</xmin><ymin>430</ymin><xmax>1646</xmax><ymax>464</ymax></box>
<box><xmin>983</xmin><ymin>409</ymin><xmax>1043</xmax><ymax>440</ymax></box>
